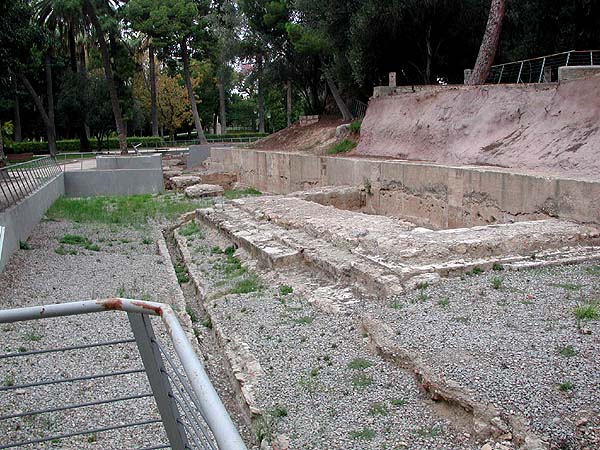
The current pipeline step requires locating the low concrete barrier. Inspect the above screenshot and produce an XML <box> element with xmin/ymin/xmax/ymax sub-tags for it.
<box><xmin>0</xmin><ymin>173</ymin><xmax>65</xmax><ymax>271</ymax></box>
<box><xmin>209</xmin><ymin>147</ymin><xmax>600</xmax><ymax>228</ymax></box>
<box><xmin>187</xmin><ymin>145</ymin><xmax>212</xmax><ymax>168</ymax></box>
<box><xmin>96</xmin><ymin>154</ymin><xmax>162</xmax><ymax>170</ymax></box>
<box><xmin>64</xmin><ymin>169</ymin><xmax>164</xmax><ymax>197</ymax></box>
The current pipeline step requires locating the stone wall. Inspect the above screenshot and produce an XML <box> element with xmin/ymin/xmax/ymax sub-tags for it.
<box><xmin>64</xmin><ymin>169</ymin><xmax>164</xmax><ymax>197</ymax></box>
<box><xmin>209</xmin><ymin>147</ymin><xmax>600</xmax><ymax>228</ymax></box>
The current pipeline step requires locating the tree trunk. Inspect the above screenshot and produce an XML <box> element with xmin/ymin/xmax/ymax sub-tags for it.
<box><xmin>286</xmin><ymin>80</ymin><xmax>292</xmax><ymax>127</ymax></box>
<box><xmin>0</xmin><ymin>127</ymin><xmax>6</xmax><ymax>167</ymax></box>
<box><xmin>18</xmin><ymin>73</ymin><xmax>57</xmax><ymax>156</ymax></box>
<box><xmin>257</xmin><ymin>55</ymin><xmax>265</xmax><ymax>133</ymax></box>
<box><xmin>181</xmin><ymin>38</ymin><xmax>207</xmax><ymax>144</ymax></box>
<box><xmin>44</xmin><ymin>52</ymin><xmax>58</xmax><ymax>156</ymax></box>
<box><xmin>13</xmin><ymin>77</ymin><xmax>22</xmax><ymax>142</ymax></box>
<box><xmin>218</xmin><ymin>66</ymin><xmax>227</xmax><ymax>135</ymax></box>
<box><xmin>425</xmin><ymin>23</ymin><xmax>432</xmax><ymax>84</ymax></box>
<box><xmin>325</xmin><ymin>73</ymin><xmax>352</xmax><ymax>121</ymax></box>
<box><xmin>68</xmin><ymin>27</ymin><xmax>91</xmax><ymax>152</ymax></box>
<box><xmin>149</xmin><ymin>44</ymin><xmax>159</xmax><ymax>137</ymax></box>
<box><xmin>468</xmin><ymin>0</ymin><xmax>506</xmax><ymax>85</ymax></box>
<box><xmin>83</xmin><ymin>0</ymin><xmax>128</xmax><ymax>153</ymax></box>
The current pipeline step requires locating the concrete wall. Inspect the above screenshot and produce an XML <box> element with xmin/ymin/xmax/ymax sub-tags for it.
<box><xmin>0</xmin><ymin>173</ymin><xmax>65</xmax><ymax>272</ymax></box>
<box><xmin>64</xmin><ymin>169</ymin><xmax>164</xmax><ymax>197</ymax></box>
<box><xmin>209</xmin><ymin>147</ymin><xmax>600</xmax><ymax>228</ymax></box>
<box><xmin>558</xmin><ymin>66</ymin><xmax>600</xmax><ymax>81</ymax></box>
<box><xmin>96</xmin><ymin>154</ymin><xmax>162</xmax><ymax>170</ymax></box>
<box><xmin>187</xmin><ymin>145</ymin><xmax>212</xmax><ymax>169</ymax></box>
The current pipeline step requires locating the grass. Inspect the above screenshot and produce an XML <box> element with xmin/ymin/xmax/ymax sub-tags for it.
<box><xmin>279</xmin><ymin>284</ymin><xmax>293</xmax><ymax>296</ymax></box>
<box><xmin>557</xmin><ymin>345</ymin><xmax>577</xmax><ymax>357</ymax></box>
<box><xmin>179</xmin><ymin>221</ymin><xmax>203</xmax><ymax>237</ymax></box>
<box><xmin>59</xmin><ymin>234</ymin><xmax>99</xmax><ymax>251</ymax></box>
<box><xmin>347</xmin><ymin>358</ymin><xmax>373</xmax><ymax>370</ymax></box>
<box><xmin>47</xmin><ymin>194</ymin><xmax>207</xmax><ymax>225</ymax></box>
<box><xmin>585</xmin><ymin>265</ymin><xmax>600</xmax><ymax>276</ymax></box>
<box><xmin>349</xmin><ymin>428</ymin><xmax>375</xmax><ymax>440</ymax></box>
<box><xmin>559</xmin><ymin>381</ymin><xmax>574</xmax><ymax>392</ymax></box>
<box><xmin>328</xmin><ymin>139</ymin><xmax>357</xmax><ymax>154</ymax></box>
<box><xmin>437</xmin><ymin>298</ymin><xmax>450</xmax><ymax>308</ymax></box>
<box><xmin>390</xmin><ymin>398</ymin><xmax>406</xmax><ymax>407</ymax></box>
<box><xmin>201</xmin><ymin>316</ymin><xmax>212</xmax><ymax>329</ymax></box>
<box><xmin>174</xmin><ymin>262</ymin><xmax>190</xmax><ymax>284</ymax></box>
<box><xmin>294</xmin><ymin>316</ymin><xmax>314</xmax><ymax>326</ymax></box>
<box><xmin>185</xmin><ymin>306</ymin><xmax>198</xmax><ymax>323</ymax></box>
<box><xmin>492</xmin><ymin>263</ymin><xmax>504</xmax><ymax>271</ymax></box>
<box><xmin>574</xmin><ymin>303</ymin><xmax>599</xmax><ymax>321</ymax></box>
<box><xmin>349</xmin><ymin>120</ymin><xmax>362</xmax><ymax>134</ymax></box>
<box><xmin>223</xmin><ymin>187</ymin><xmax>262</xmax><ymax>200</ymax></box>
<box><xmin>230</xmin><ymin>275</ymin><xmax>260</xmax><ymax>294</ymax></box>
<box><xmin>415</xmin><ymin>288</ymin><xmax>429</xmax><ymax>303</ymax></box>
<box><xmin>491</xmin><ymin>276</ymin><xmax>503</xmax><ymax>290</ymax></box>
<box><xmin>24</xmin><ymin>331</ymin><xmax>43</xmax><ymax>342</ymax></box>
<box><xmin>19</xmin><ymin>241</ymin><xmax>31</xmax><ymax>250</ymax></box>
<box><xmin>416</xmin><ymin>425</ymin><xmax>442</xmax><ymax>438</ymax></box>
<box><xmin>554</xmin><ymin>283</ymin><xmax>582</xmax><ymax>291</ymax></box>
<box><xmin>270</xmin><ymin>405</ymin><xmax>288</xmax><ymax>418</ymax></box>
<box><xmin>352</xmin><ymin>373</ymin><xmax>373</xmax><ymax>390</ymax></box>
<box><xmin>466</xmin><ymin>267</ymin><xmax>484</xmax><ymax>276</ymax></box>
<box><xmin>368</xmin><ymin>402</ymin><xmax>388</xmax><ymax>416</ymax></box>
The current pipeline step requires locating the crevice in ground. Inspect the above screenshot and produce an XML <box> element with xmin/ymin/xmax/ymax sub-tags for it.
<box><xmin>360</xmin><ymin>316</ymin><xmax>548</xmax><ymax>450</ymax></box>
<box><xmin>162</xmin><ymin>220</ymin><xmax>257</xmax><ymax>447</ymax></box>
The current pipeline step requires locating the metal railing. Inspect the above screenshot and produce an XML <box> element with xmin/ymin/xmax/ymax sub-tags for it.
<box><xmin>0</xmin><ymin>298</ymin><xmax>247</xmax><ymax>450</ymax></box>
<box><xmin>351</xmin><ymin>99</ymin><xmax>368</xmax><ymax>120</ymax></box>
<box><xmin>0</xmin><ymin>156</ymin><xmax>62</xmax><ymax>211</ymax></box>
<box><xmin>487</xmin><ymin>50</ymin><xmax>600</xmax><ymax>84</ymax></box>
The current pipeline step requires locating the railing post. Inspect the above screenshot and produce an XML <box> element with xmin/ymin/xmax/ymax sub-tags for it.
<box><xmin>517</xmin><ymin>61</ymin><xmax>524</xmax><ymax>83</ymax></box>
<box><xmin>128</xmin><ymin>312</ymin><xmax>189</xmax><ymax>450</ymax></box>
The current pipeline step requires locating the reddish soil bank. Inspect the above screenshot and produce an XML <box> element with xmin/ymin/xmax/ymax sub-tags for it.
<box><xmin>356</xmin><ymin>75</ymin><xmax>600</xmax><ymax>179</ymax></box>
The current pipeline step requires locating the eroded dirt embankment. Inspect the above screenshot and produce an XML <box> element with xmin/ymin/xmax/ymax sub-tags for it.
<box><xmin>356</xmin><ymin>76</ymin><xmax>600</xmax><ymax>179</ymax></box>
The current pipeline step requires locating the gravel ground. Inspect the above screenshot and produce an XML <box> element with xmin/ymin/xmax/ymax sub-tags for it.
<box><xmin>0</xmin><ymin>219</ymin><xmax>195</xmax><ymax>449</ymax></box>
<box><xmin>176</xmin><ymin>221</ymin><xmax>478</xmax><ymax>450</ymax></box>
<box><xmin>364</xmin><ymin>264</ymin><xmax>600</xmax><ymax>450</ymax></box>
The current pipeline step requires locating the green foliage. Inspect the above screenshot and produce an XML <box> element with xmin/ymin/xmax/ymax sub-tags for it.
<box><xmin>175</xmin><ymin>263</ymin><xmax>190</xmax><ymax>284</ymax></box>
<box><xmin>574</xmin><ymin>304</ymin><xmax>599</xmax><ymax>321</ymax></box>
<box><xmin>368</xmin><ymin>402</ymin><xmax>388</xmax><ymax>416</ymax></box>
<box><xmin>585</xmin><ymin>265</ymin><xmax>600</xmax><ymax>276</ymax></box>
<box><xmin>347</xmin><ymin>358</ymin><xmax>372</xmax><ymax>370</ymax></box>
<box><xmin>179</xmin><ymin>221</ymin><xmax>202</xmax><ymax>237</ymax></box>
<box><xmin>557</xmin><ymin>345</ymin><xmax>577</xmax><ymax>358</ymax></box>
<box><xmin>279</xmin><ymin>284</ymin><xmax>293</xmax><ymax>296</ymax></box>
<box><xmin>270</xmin><ymin>405</ymin><xmax>288</xmax><ymax>418</ymax></box>
<box><xmin>294</xmin><ymin>316</ymin><xmax>314</xmax><ymax>325</ymax></box>
<box><xmin>223</xmin><ymin>188</ymin><xmax>262</xmax><ymax>200</ymax></box>
<box><xmin>491</xmin><ymin>276</ymin><xmax>503</xmax><ymax>289</ymax></box>
<box><xmin>349</xmin><ymin>120</ymin><xmax>362</xmax><ymax>134</ymax></box>
<box><xmin>349</xmin><ymin>428</ymin><xmax>375</xmax><ymax>440</ymax></box>
<box><xmin>327</xmin><ymin>139</ymin><xmax>356</xmax><ymax>154</ymax></box>
<box><xmin>351</xmin><ymin>373</ymin><xmax>373</xmax><ymax>390</ymax></box>
<box><xmin>19</xmin><ymin>241</ymin><xmax>31</xmax><ymax>250</ymax></box>
<box><xmin>186</xmin><ymin>306</ymin><xmax>198</xmax><ymax>323</ymax></box>
<box><xmin>390</xmin><ymin>398</ymin><xmax>406</xmax><ymax>407</ymax></box>
<box><xmin>559</xmin><ymin>381</ymin><xmax>574</xmax><ymax>392</ymax></box>
<box><xmin>47</xmin><ymin>194</ymin><xmax>205</xmax><ymax>225</ymax></box>
<box><xmin>230</xmin><ymin>275</ymin><xmax>260</xmax><ymax>294</ymax></box>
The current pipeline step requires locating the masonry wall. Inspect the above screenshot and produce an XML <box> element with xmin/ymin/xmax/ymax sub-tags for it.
<box><xmin>209</xmin><ymin>148</ymin><xmax>600</xmax><ymax>228</ymax></box>
<box><xmin>64</xmin><ymin>169</ymin><xmax>164</xmax><ymax>197</ymax></box>
<box><xmin>0</xmin><ymin>173</ymin><xmax>65</xmax><ymax>272</ymax></box>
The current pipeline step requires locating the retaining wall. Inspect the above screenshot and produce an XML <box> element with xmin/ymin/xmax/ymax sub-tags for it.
<box><xmin>64</xmin><ymin>169</ymin><xmax>164</xmax><ymax>197</ymax></box>
<box><xmin>0</xmin><ymin>173</ymin><xmax>65</xmax><ymax>272</ymax></box>
<box><xmin>209</xmin><ymin>147</ymin><xmax>600</xmax><ymax>228</ymax></box>
<box><xmin>96</xmin><ymin>154</ymin><xmax>162</xmax><ymax>170</ymax></box>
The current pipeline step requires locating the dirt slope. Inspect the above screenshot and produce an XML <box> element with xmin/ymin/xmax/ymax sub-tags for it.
<box><xmin>356</xmin><ymin>76</ymin><xmax>600</xmax><ymax>179</ymax></box>
<box><xmin>250</xmin><ymin>117</ymin><xmax>344</xmax><ymax>154</ymax></box>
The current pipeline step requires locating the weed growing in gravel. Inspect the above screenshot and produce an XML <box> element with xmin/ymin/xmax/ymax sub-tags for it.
<box><xmin>201</xmin><ymin>316</ymin><xmax>212</xmax><ymax>329</ymax></box>
<box><xmin>416</xmin><ymin>282</ymin><xmax>429</xmax><ymax>290</ymax></box>
<box><xmin>142</xmin><ymin>237</ymin><xmax>153</xmax><ymax>245</ymax></box>
<box><xmin>415</xmin><ymin>288</ymin><xmax>429</xmax><ymax>302</ymax></box>
<box><xmin>19</xmin><ymin>241</ymin><xmax>31</xmax><ymax>250</ymax></box>
<box><xmin>452</xmin><ymin>316</ymin><xmax>470</xmax><ymax>324</ymax></box>
<box><xmin>224</xmin><ymin>246</ymin><xmax>236</xmax><ymax>256</ymax></box>
<box><xmin>467</xmin><ymin>267</ymin><xmax>484</xmax><ymax>276</ymax></box>
<box><xmin>585</xmin><ymin>265</ymin><xmax>600</xmax><ymax>276</ymax></box>
<box><xmin>310</xmin><ymin>367</ymin><xmax>319</xmax><ymax>377</ymax></box>
<box><xmin>23</xmin><ymin>331</ymin><xmax>43</xmax><ymax>342</ymax></box>
<box><xmin>185</xmin><ymin>306</ymin><xmax>198</xmax><ymax>323</ymax></box>
<box><xmin>174</xmin><ymin>262</ymin><xmax>190</xmax><ymax>284</ymax></box>
<box><xmin>369</xmin><ymin>402</ymin><xmax>389</xmax><ymax>416</ymax></box>
<box><xmin>491</xmin><ymin>276</ymin><xmax>503</xmax><ymax>289</ymax></box>
<box><xmin>390</xmin><ymin>398</ymin><xmax>406</xmax><ymax>407</ymax></box>
<box><xmin>87</xmin><ymin>433</ymin><xmax>97</xmax><ymax>443</ymax></box>
<box><xmin>270</xmin><ymin>405</ymin><xmax>288</xmax><ymax>418</ymax></box>
<box><xmin>416</xmin><ymin>425</ymin><xmax>442</xmax><ymax>438</ymax></box>
<box><xmin>559</xmin><ymin>381</ymin><xmax>574</xmax><ymax>392</ymax></box>
<box><xmin>18</xmin><ymin>346</ymin><xmax>27</xmax><ymax>353</ymax></box>
<box><xmin>574</xmin><ymin>303</ymin><xmax>599</xmax><ymax>321</ymax></box>
<box><xmin>60</xmin><ymin>234</ymin><xmax>99</xmax><ymax>251</ymax></box>
<box><xmin>253</xmin><ymin>415</ymin><xmax>274</xmax><ymax>443</ymax></box>
<box><xmin>48</xmin><ymin>194</ymin><xmax>209</xmax><ymax>225</ymax></box>
<box><xmin>54</xmin><ymin>245</ymin><xmax>77</xmax><ymax>255</ymax></box>
<box><xmin>279</xmin><ymin>285</ymin><xmax>293</xmax><ymax>296</ymax></box>
<box><xmin>179</xmin><ymin>221</ymin><xmax>203</xmax><ymax>238</ymax></box>
<box><xmin>230</xmin><ymin>275</ymin><xmax>260</xmax><ymax>294</ymax></box>
<box><xmin>224</xmin><ymin>187</ymin><xmax>262</xmax><ymax>200</ymax></box>
<box><xmin>352</xmin><ymin>373</ymin><xmax>373</xmax><ymax>390</ymax></box>
<box><xmin>492</xmin><ymin>263</ymin><xmax>504</xmax><ymax>271</ymax></box>
<box><xmin>558</xmin><ymin>345</ymin><xmax>577</xmax><ymax>357</ymax></box>
<box><xmin>437</xmin><ymin>298</ymin><xmax>450</xmax><ymax>308</ymax></box>
<box><xmin>555</xmin><ymin>283</ymin><xmax>582</xmax><ymax>291</ymax></box>
<box><xmin>215</xmin><ymin>254</ymin><xmax>247</xmax><ymax>278</ymax></box>
<box><xmin>390</xmin><ymin>300</ymin><xmax>404</xmax><ymax>309</ymax></box>
<box><xmin>298</xmin><ymin>374</ymin><xmax>320</xmax><ymax>392</ymax></box>
<box><xmin>347</xmin><ymin>358</ymin><xmax>373</xmax><ymax>370</ymax></box>
<box><xmin>211</xmin><ymin>246</ymin><xmax>222</xmax><ymax>254</ymax></box>
<box><xmin>294</xmin><ymin>316</ymin><xmax>314</xmax><ymax>326</ymax></box>
<box><xmin>3</xmin><ymin>374</ymin><xmax>14</xmax><ymax>387</ymax></box>
<box><xmin>349</xmin><ymin>428</ymin><xmax>375</xmax><ymax>440</ymax></box>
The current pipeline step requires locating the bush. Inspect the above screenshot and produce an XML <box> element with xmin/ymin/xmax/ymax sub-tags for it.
<box><xmin>349</xmin><ymin>120</ymin><xmax>362</xmax><ymax>134</ymax></box>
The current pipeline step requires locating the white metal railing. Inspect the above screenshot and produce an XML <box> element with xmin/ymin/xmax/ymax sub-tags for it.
<box><xmin>487</xmin><ymin>50</ymin><xmax>600</xmax><ymax>84</ymax></box>
<box><xmin>0</xmin><ymin>298</ymin><xmax>247</xmax><ymax>450</ymax></box>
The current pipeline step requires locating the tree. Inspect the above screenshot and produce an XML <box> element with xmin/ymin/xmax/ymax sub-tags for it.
<box><xmin>468</xmin><ymin>0</ymin><xmax>506</xmax><ymax>84</ymax></box>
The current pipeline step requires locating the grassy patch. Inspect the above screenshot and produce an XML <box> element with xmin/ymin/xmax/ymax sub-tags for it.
<box><xmin>328</xmin><ymin>139</ymin><xmax>357</xmax><ymax>155</ymax></box>
<box><xmin>55</xmin><ymin>246</ymin><xmax>77</xmax><ymax>256</ymax></box>
<box><xmin>174</xmin><ymin>262</ymin><xmax>190</xmax><ymax>284</ymax></box>
<box><xmin>270</xmin><ymin>405</ymin><xmax>288</xmax><ymax>418</ymax></box>
<box><xmin>223</xmin><ymin>188</ymin><xmax>262</xmax><ymax>200</ymax></box>
<box><xmin>230</xmin><ymin>275</ymin><xmax>260</xmax><ymax>294</ymax></box>
<box><xmin>557</xmin><ymin>345</ymin><xmax>577</xmax><ymax>358</ymax></box>
<box><xmin>19</xmin><ymin>241</ymin><xmax>31</xmax><ymax>250</ymax></box>
<box><xmin>437</xmin><ymin>298</ymin><xmax>450</xmax><ymax>308</ymax></box>
<box><xmin>59</xmin><ymin>234</ymin><xmax>99</xmax><ymax>251</ymax></box>
<box><xmin>349</xmin><ymin>428</ymin><xmax>375</xmax><ymax>440</ymax></box>
<box><xmin>47</xmin><ymin>194</ymin><xmax>207</xmax><ymax>225</ymax></box>
<box><xmin>492</xmin><ymin>263</ymin><xmax>504</xmax><ymax>271</ymax></box>
<box><xmin>201</xmin><ymin>316</ymin><xmax>212</xmax><ymax>329</ymax></box>
<box><xmin>585</xmin><ymin>265</ymin><xmax>600</xmax><ymax>276</ymax></box>
<box><xmin>349</xmin><ymin>120</ymin><xmax>362</xmax><ymax>134</ymax></box>
<box><xmin>294</xmin><ymin>316</ymin><xmax>314</xmax><ymax>326</ymax></box>
<box><xmin>23</xmin><ymin>331</ymin><xmax>43</xmax><ymax>342</ymax></box>
<box><xmin>179</xmin><ymin>221</ymin><xmax>203</xmax><ymax>237</ymax></box>
<box><xmin>416</xmin><ymin>425</ymin><xmax>442</xmax><ymax>438</ymax></box>
<box><xmin>279</xmin><ymin>285</ymin><xmax>293</xmax><ymax>296</ymax></box>
<box><xmin>347</xmin><ymin>358</ymin><xmax>373</xmax><ymax>370</ymax></box>
<box><xmin>390</xmin><ymin>398</ymin><xmax>406</xmax><ymax>407</ymax></box>
<box><xmin>352</xmin><ymin>373</ymin><xmax>373</xmax><ymax>390</ymax></box>
<box><xmin>368</xmin><ymin>402</ymin><xmax>388</xmax><ymax>416</ymax></box>
<box><xmin>554</xmin><ymin>283</ymin><xmax>582</xmax><ymax>291</ymax></box>
<box><xmin>185</xmin><ymin>306</ymin><xmax>198</xmax><ymax>323</ymax></box>
<box><xmin>559</xmin><ymin>381</ymin><xmax>574</xmax><ymax>392</ymax></box>
<box><xmin>466</xmin><ymin>267</ymin><xmax>484</xmax><ymax>276</ymax></box>
<box><xmin>491</xmin><ymin>276</ymin><xmax>503</xmax><ymax>290</ymax></box>
<box><xmin>574</xmin><ymin>303</ymin><xmax>599</xmax><ymax>321</ymax></box>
